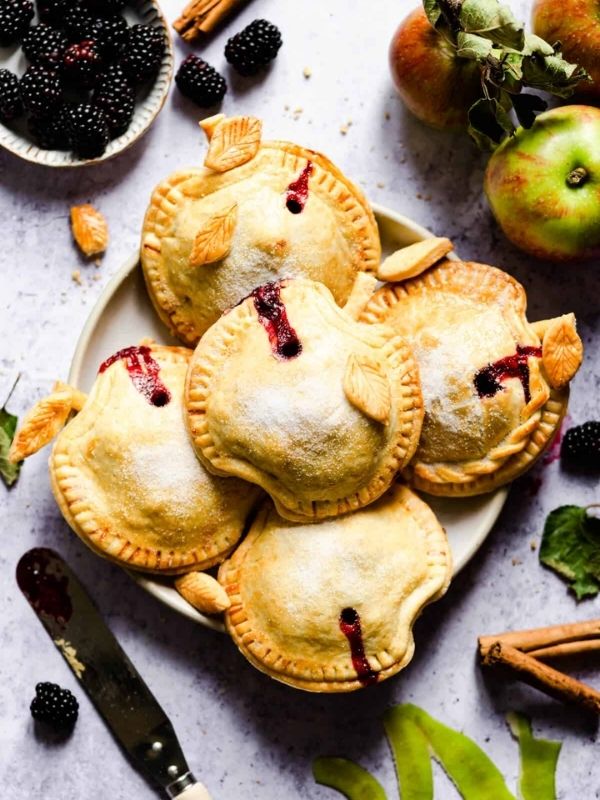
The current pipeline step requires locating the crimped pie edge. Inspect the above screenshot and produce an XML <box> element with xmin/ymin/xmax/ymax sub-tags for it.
<box><xmin>185</xmin><ymin>279</ymin><xmax>424</xmax><ymax>522</ymax></box>
<box><xmin>218</xmin><ymin>485</ymin><xmax>452</xmax><ymax>692</ymax></box>
<box><xmin>49</xmin><ymin>344</ymin><xmax>250</xmax><ymax>574</ymax></box>
<box><xmin>141</xmin><ymin>141</ymin><xmax>382</xmax><ymax>346</ymax></box>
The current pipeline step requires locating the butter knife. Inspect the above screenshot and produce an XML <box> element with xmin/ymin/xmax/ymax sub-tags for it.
<box><xmin>16</xmin><ymin>548</ymin><xmax>212</xmax><ymax>800</ymax></box>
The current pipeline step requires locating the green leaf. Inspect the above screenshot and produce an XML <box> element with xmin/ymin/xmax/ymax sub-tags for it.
<box><xmin>539</xmin><ymin>505</ymin><xmax>600</xmax><ymax>600</ymax></box>
<box><xmin>511</xmin><ymin>93</ymin><xmax>547</xmax><ymax>129</ymax></box>
<box><xmin>521</xmin><ymin>52</ymin><xmax>589</xmax><ymax>97</ymax></box>
<box><xmin>523</xmin><ymin>34</ymin><xmax>555</xmax><ymax>57</ymax></box>
<box><xmin>312</xmin><ymin>758</ymin><xmax>387</xmax><ymax>800</ymax></box>
<box><xmin>456</xmin><ymin>32</ymin><xmax>493</xmax><ymax>60</ymax></box>
<box><xmin>507</xmin><ymin>712</ymin><xmax>561</xmax><ymax>800</ymax></box>
<box><xmin>423</xmin><ymin>0</ymin><xmax>444</xmax><ymax>29</ymax></box>
<box><xmin>0</xmin><ymin>407</ymin><xmax>20</xmax><ymax>487</ymax></box>
<box><xmin>459</xmin><ymin>0</ymin><xmax>525</xmax><ymax>49</ymax></box>
<box><xmin>384</xmin><ymin>704</ymin><xmax>516</xmax><ymax>799</ymax></box>
<box><xmin>468</xmin><ymin>97</ymin><xmax>515</xmax><ymax>149</ymax></box>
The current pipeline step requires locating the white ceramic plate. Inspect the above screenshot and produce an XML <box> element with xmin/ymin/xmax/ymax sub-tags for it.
<box><xmin>69</xmin><ymin>204</ymin><xmax>508</xmax><ymax>631</ymax></box>
<box><xmin>0</xmin><ymin>0</ymin><xmax>173</xmax><ymax>167</ymax></box>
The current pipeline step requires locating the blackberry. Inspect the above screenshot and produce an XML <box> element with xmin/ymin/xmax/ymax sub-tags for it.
<box><xmin>20</xmin><ymin>65</ymin><xmax>63</xmax><ymax>116</ymax></box>
<box><xmin>96</xmin><ymin>15</ymin><xmax>128</xmax><ymax>58</ymax></box>
<box><xmin>225</xmin><ymin>19</ymin><xmax>282</xmax><ymax>77</ymax></box>
<box><xmin>0</xmin><ymin>0</ymin><xmax>34</xmax><ymax>46</ymax></box>
<box><xmin>120</xmin><ymin>24</ymin><xmax>165</xmax><ymax>85</ymax></box>
<box><xmin>175</xmin><ymin>55</ymin><xmax>226</xmax><ymax>107</ymax></box>
<box><xmin>36</xmin><ymin>0</ymin><xmax>77</xmax><ymax>24</ymax></box>
<box><xmin>81</xmin><ymin>0</ymin><xmax>125</xmax><ymax>13</ymax></box>
<box><xmin>63</xmin><ymin>39</ymin><xmax>103</xmax><ymax>88</ymax></box>
<box><xmin>561</xmin><ymin>421</ymin><xmax>600</xmax><ymax>470</ymax></box>
<box><xmin>29</xmin><ymin>103</ymin><xmax>71</xmax><ymax>148</ymax></box>
<box><xmin>0</xmin><ymin>69</ymin><xmax>23</xmax><ymax>122</ymax></box>
<box><xmin>67</xmin><ymin>102</ymin><xmax>110</xmax><ymax>158</ymax></box>
<box><xmin>22</xmin><ymin>23</ymin><xmax>67</xmax><ymax>68</ymax></box>
<box><xmin>63</xmin><ymin>9</ymin><xmax>102</xmax><ymax>43</ymax></box>
<box><xmin>94</xmin><ymin>66</ymin><xmax>135</xmax><ymax>137</ymax></box>
<box><xmin>30</xmin><ymin>682</ymin><xmax>79</xmax><ymax>730</ymax></box>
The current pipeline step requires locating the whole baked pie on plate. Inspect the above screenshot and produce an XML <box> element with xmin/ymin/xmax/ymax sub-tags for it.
<box><xmin>185</xmin><ymin>278</ymin><xmax>423</xmax><ymax>522</ymax></box>
<box><xmin>218</xmin><ymin>484</ymin><xmax>452</xmax><ymax>692</ymax></box>
<box><xmin>141</xmin><ymin>114</ymin><xmax>381</xmax><ymax>345</ymax></box>
<box><xmin>10</xmin><ymin>342</ymin><xmax>260</xmax><ymax>575</ymax></box>
<box><xmin>361</xmin><ymin>258</ymin><xmax>583</xmax><ymax>496</ymax></box>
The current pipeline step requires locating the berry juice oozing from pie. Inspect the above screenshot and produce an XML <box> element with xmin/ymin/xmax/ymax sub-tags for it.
<box><xmin>251</xmin><ymin>282</ymin><xmax>302</xmax><ymax>359</ymax></box>
<box><xmin>285</xmin><ymin>161</ymin><xmax>313</xmax><ymax>214</ymax></box>
<box><xmin>99</xmin><ymin>345</ymin><xmax>171</xmax><ymax>407</ymax></box>
<box><xmin>339</xmin><ymin>607</ymin><xmax>378</xmax><ymax>687</ymax></box>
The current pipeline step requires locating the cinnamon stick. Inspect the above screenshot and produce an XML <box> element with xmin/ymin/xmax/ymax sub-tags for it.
<box><xmin>479</xmin><ymin>619</ymin><xmax>600</xmax><ymax>654</ymax></box>
<box><xmin>174</xmin><ymin>0</ymin><xmax>251</xmax><ymax>42</ymax></box>
<box><xmin>479</xmin><ymin>640</ymin><xmax>600</xmax><ymax>714</ymax></box>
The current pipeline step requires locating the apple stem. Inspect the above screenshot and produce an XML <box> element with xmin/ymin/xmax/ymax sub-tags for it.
<box><xmin>566</xmin><ymin>167</ymin><xmax>588</xmax><ymax>187</ymax></box>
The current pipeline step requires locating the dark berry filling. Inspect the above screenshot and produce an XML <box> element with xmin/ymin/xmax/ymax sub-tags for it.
<box><xmin>285</xmin><ymin>161</ymin><xmax>313</xmax><ymax>213</ymax></box>
<box><xmin>339</xmin><ymin>607</ymin><xmax>378</xmax><ymax>687</ymax></box>
<box><xmin>251</xmin><ymin>282</ymin><xmax>302</xmax><ymax>360</ymax></box>
<box><xmin>474</xmin><ymin>345</ymin><xmax>542</xmax><ymax>404</ymax></box>
<box><xmin>99</xmin><ymin>345</ymin><xmax>171</xmax><ymax>407</ymax></box>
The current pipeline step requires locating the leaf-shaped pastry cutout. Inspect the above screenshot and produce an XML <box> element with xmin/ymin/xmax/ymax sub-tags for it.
<box><xmin>70</xmin><ymin>204</ymin><xmax>109</xmax><ymax>257</ymax></box>
<box><xmin>175</xmin><ymin>572</ymin><xmax>231</xmax><ymax>614</ymax></box>
<box><xmin>9</xmin><ymin>382</ymin><xmax>83</xmax><ymax>463</ymax></box>
<box><xmin>204</xmin><ymin>116</ymin><xmax>262</xmax><ymax>173</ymax></box>
<box><xmin>189</xmin><ymin>204</ymin><xmax>237</xmax><ymax>267</ymax></box>
<box><xmin>541</xmin><ymin>313</ymin><xmax>583</xmax><ymax>388</ymax></box>
<box><xmin>377</xmin><ymin>238</ymin><xmax>454</xmax><ymax>283</ymax></box>
<box><xmin>343</xmin><ymin>354</ymin><xmax>391</xmax><ymax>425</ymax></box>
<box><xmin>199</xmin><ymin>113</ymin><xmax>225</xmax><ymax>141</ymax></box>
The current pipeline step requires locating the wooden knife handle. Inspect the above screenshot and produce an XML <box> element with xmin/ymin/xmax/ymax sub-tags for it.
<box><xmin>175</xmin><ymin>782</ymin><xmax>213</xmax><ymax>800</ymax></box>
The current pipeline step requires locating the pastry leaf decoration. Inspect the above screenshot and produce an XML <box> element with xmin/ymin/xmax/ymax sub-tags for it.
<box><xmin>313</xmin><ymin>704</ymin><xmax>562</xmax><ymax>800</ymax></box>
<box><xmin>423</xmin><ymin>0</ymin><xmax>589</xmax><ymax>148</ymax></box>
<box><xmin>9</xmin><ymin>381</ymin><xmax>79</xmax><ymax>464</ymax></box>
<box><xmin>189</xmin><ymin>204</ymin><xmax>238</xmax><ymax>267</ymax></box>
<box><xmin>204</xmin><ymin>116</ymin><xmax>262</xmax><ymax>173</ymax></box>
<box><xmin>541</xmin><ymin>313</ymin><xmax>583</xmax><ymax>389</ymax></box>
<box><xmin>539</xmin><ymin>505</ymin><xmax>600</xmax><ymax>600</ymax></box>
<box><xmin>343</xmin><ymin>354</ymin><xmax>391</xmax><ymax>425</ymax></box>
<box><xmin>175</xmin><ymin>571</ymin><xmax>231</xmax><ymax>614</ymax></box>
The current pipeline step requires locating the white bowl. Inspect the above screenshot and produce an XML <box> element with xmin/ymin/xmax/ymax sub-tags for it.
<box><xmin>69</xmin><ymin>203</ymin><xmax>508</xmax><ymax>630</ymax></box>
<box><xmin>0</xmin><ymin>0</ymin><xmax>173</xmax><ymax>167</ymax></box>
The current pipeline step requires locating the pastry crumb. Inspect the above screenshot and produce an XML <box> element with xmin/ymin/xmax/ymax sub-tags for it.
<box><xmin>376</xmin><ymin>181</ymin><xmax>385</xmax><ymax>188</ymax></box>
<box><xmin>71</xmin><ymin>269</ymin><xmax>83</xmax><ymax>285</ymax></box>
<box><xmin>384</xmin><ymin>111</ymin><xmax>391</xmax><ymax>120</ymax></box>
<box><xmin>340</xmin><ymin>124</ymin><xmax>349</xmax><ymax>135</ymax></box>
<box><xmin>530</xmin><ymin>540</ymin><xmax>537</xmax><ymax>551</ymax></box>
<box><xmin>303</xmin><ymin>67</ymin><xmax>312</xmax><ymax>78</ymax></box>
<box><xmin>92</xmin><ymin>273</ymin><xmax>101</xmax><ymax>281</ymax></box>
<box><xmin>284</xmin><ymin>104</ymin><xmax>290</xmax><ymax>111</ymax></box>
<box><xmin>511</xmin><ymin>557</ymin><xmax>522</xmax><ymax>566</ymax></box>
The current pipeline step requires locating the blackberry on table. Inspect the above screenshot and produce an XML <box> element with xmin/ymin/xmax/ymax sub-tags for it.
<box><xmin>67</xmin><ymin>101</ymin><xmax>110</xmax><ymax>158</ymax></box>
<box><xmin>0</xmin><ymin>0</ymin><xmax>34</xmax><ymax>46</ymax></box>
<box><xmin>120</xmin><ymin>23</ymin><xmax>165</xmax><ymax>85</ymax></box>
<box><xmin>20</xmin><ymin>64</ymin><xmax>63</xmax><ymax>116</ymax></box>
<box><xmin>36</xmin><ymin>0</ymin><xmax>78</xmax><ymax>24</ymax></box>
<box><xmin>22</xmin><ymin>23</ymin><xmax>67</xmax><ymax>68</ymax></box>
<box><xmin>63</xmin><ymin>39</ymin><xmax>103</xmax><ymax>88</ymax></box>
<box><xmin>225</xmin><ymin>19</ymin><xmax>282</xmax><ymax>76</ymax></box>
<box><xmin>94</xmin><ymin>66</ymin><xmax>135</xmax><ymax>137</ymax></box>
<box><xmin>561</xmin><ymin>421</ymin><xmax>600</xmax><ymax>470</ymax></box>
<box><xmin>0</xmin><ymin>69</ymin><xmax>24</xmax><ymax>122</ymax></box>
<box><xmin>29</xmin><ymin>103</ymin><xmax>71</xmax><ymax>148</ymax></box>
<box><xmin>30</xmin><ymin>682</ymin><xmax>79</xmax><ymax>730</ymax></box>
<box><xmin>96</xmin><ymin>14</ymin><xmax>128</xmax><ymax>58</ymax></box>
<box><xmin>63</xmin><ymin>9</ymin><xmax>102</xmax><ymax>43</ymax></box>
<box><xmin>175</xmin><ymin>55</ymin><xmax>226</xmax><ymax>107</ymax></box>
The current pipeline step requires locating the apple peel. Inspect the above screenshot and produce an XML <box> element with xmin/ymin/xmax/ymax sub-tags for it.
<box><xmin>376</xmin><ymin>237</ymin><xmax>453</xmax><ymax>283</ymax></box>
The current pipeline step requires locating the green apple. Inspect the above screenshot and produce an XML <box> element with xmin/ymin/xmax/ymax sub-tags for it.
<box><xmin>484</xmin><ymin>105</ymin><xmax>600</xmax><ymax>260</ymax></box>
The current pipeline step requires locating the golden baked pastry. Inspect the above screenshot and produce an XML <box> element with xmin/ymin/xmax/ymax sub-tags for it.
<box><xmin>11</xmin><ymin>343</ymin><xmax>259</xmax><ymax>573</ymax></box>
<box><xmin>186</xmin><ymin>278</ymin><xmax>423</xmax><ymax>522</ymax></box>
<box><xmin>361</xmin><ymin>259</ymin><xmax>583</xmax><ymax>496</ymax></box>
<box><xmin>218</xmin><ymin>485</ymin><xmax>452</xmax><ymax>692</ymax></box>
<box><xmin>141</xmin><ymin>114</ymin><xmax>381</xmax><ymax>346</ymax></box>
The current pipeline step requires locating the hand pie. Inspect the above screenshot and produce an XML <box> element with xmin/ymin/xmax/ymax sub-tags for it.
<box><xmin>141</xmin><ymin>114</ymin><xmax>381</xmax><ymax>345</ymax></box>
<box><xmin>218</xmin><ymin>485</ymin><xmax>452</xmax><ymax>692</ymax></box>
<box><xmin>13</xmin><ymin>343</ymin><xmax>259</xmax><ymax>573</ymax></box>
<box><xmin>361</xmin><ymin>260</ymin><xmax>583</xmax><ymax>496</ymax></box>
<box><xmin>185</xmin><ymin>279</ymin><xmax>423</xmax><ymax>522</ymax></box>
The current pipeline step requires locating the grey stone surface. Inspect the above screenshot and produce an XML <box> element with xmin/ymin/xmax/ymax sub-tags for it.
<box><xmin>1</xmin><ymin>0</ymin><xmax>599</xmax><ymax>797</ymax></box>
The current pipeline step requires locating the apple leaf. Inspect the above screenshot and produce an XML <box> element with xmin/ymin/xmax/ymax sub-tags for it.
<box><xmin>511</xmin><ymin>93</ymin><xmax>547</xmax><ymax>129</ymax></box>
<box><xmin>468</xmin><ymin>97</ymin><xmax>513</xmax><ymax>149</ymax></box>
<box><xmin>539</xmin><ymin>505</ymin><xmax>600</xmax><ymax>600</ymax></box>
<box><xmin>456</xmin><ymin>32</ymin><xmax>493</xmax><ymax>60</ymax></box>
<box><xmin>0</xmin><ymin>407</ymin><xmax>20</xmax><ymax>488</ymax></box>
<box><xmin>522</xmin><ymin>51</ymin><xmax>590</xmax><ymax>97</ymax></box>
<box><xmin>460</xmin><ymin>0</ymin><xmax>525</xmax><ymax>50</ymax></box>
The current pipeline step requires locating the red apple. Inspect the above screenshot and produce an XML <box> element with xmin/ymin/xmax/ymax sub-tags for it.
<box><xmin>484</xmin><ymin>105</ymin><xmax>600</xmax><ymax>260</ymax></box>
<box><xmin>532</xmin><ymin>0</ymin><xmax>600</xmax><ymax>97</ymax></box>
<box><xmin>389</xmin><ymin>7</ymin><xmax>481</xmax><ymax>130</ymax></box>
